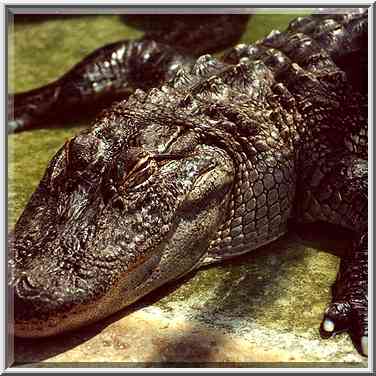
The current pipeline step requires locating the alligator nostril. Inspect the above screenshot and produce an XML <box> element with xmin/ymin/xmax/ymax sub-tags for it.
<box><xmin>13</xmin><ymin>275</ymin><xmax>64</xmax><ymax>323</ymax></box>
<box><xmin>12</xmin><ymin>283</ymin><xmax>45</xmax><ymax>323</ymax></box>
<box><xmin>16</xmin><ymin>274</ymin><xmax>41</xmax><ymax>298</ymax></box>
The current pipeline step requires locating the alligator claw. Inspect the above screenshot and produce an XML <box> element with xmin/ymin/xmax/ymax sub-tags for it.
<box><xmin>321</xmin><ymin>318</ymin><xmax>335</xmax><ymax>334</ymax></box>
<box><xmin>320</xmin><ymin>299</ymin><xmax>368</xmax><ymax>356</ymax></box>
<box><xmin>350</xmin><ymin>299</ymin><xmax>368</xmax><ymax>357</ymax></box>
<box><xmin>318</xmin><ymin>231</ymin><xmax>368</xmax><ymax>357</ymax></box>
<box><xmin>320</xmin><ymin>301</ymin><xmax>352</xmax><ymax>338</ymax></box>
<box><xmin>361</xmin><ymin>336</ymin><xmax>368</xmax><ymax>357</ymax></box>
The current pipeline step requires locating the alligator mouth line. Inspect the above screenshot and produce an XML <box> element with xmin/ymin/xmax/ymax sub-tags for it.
<box><xmin>12</xmin><ymin>253</ymin><xmax>162</xmax><ymax>338</ymax></box>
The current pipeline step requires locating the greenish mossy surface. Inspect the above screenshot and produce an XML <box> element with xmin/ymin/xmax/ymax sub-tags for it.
<box><xmin>9</xmin><ymin>14</ymin><xmax>366</xmax><ymax>365</ymax></box>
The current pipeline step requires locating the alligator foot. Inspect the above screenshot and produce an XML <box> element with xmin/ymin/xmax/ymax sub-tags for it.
<box><xmin>320</xmin><ymin>234</ymin><xmax>368</xmax><ymax>356</ymax></box>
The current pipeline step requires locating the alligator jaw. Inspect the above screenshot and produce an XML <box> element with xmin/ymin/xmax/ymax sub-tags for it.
<box><xmin>11</xmin><ymin>254</ymin><xmax>162</xmax><ymax>338</ymax></box>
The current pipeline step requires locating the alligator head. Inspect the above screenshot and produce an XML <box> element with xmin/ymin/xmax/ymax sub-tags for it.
<box><xmin>8</xmin><ymin>101</ymin><xmax>235</xmax><ymax>337</ymax></box>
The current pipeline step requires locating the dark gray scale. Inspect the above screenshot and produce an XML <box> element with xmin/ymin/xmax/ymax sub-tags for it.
<box><xmin>288</xmin><ymin>11</ymin><xmax>367</xmax><ymax>94</ymax></box>
<box><xmin>59</xmin><ymin>41</ymin><xmax>132</xmax><ymax>101</ymax></box>
<box><xmin>262</xmin><ymin>30</ymin><xmax>337</xmax><ymax>73</ymax></box>
<box><xmin>222</xmin><ymin>44</ymin><xmax>299</xmax><ymax>133</ymax></box>
<box><xmin>280</xmin><ymin>13</ymin><xmax>369</xmax><ymax>218</ymax></box>
<box><xmin>288</xmin><ymin>15</ymin><xmax>318</xmax><ymax>34</ymax></box>
<box><xmin>190</xmin><ymin>55</ymin><xmax>228</xmax><ymax>79</ymax></box>
<box><xmin>223</xmin><ymin>41</ymin><xmax>316</xmax><ymax>150</ymax></box>
<box><xmin>205</xmin><ymin>141</ymin><xmax>296</xmax><ymax>263</ymax></box>
<box><xmin>263</xmin><ymin>15</ymin><xmax>368</xmax><ymax>161</ymax></box>
<box><xmin>223</xmin><ymin>12</ymin><xmax>367</xmax><ymax>137</ymax></box>
<box><xmin>223</xmin><ymin>33</ymin><xmax>334</xmax><ymax>130</ymax></box>
<box><xmin>167</xmin><ymin>55</ymin><xmax>233</xmax><ymax>115</ymax></box>
<box><xmin>171</xmin><ymin>54</ymin><xmax>227</xmax><ymax>91</ymax></box>
<box><xmin>141</xmin><ymin>14</ymin><xmax>250</xmax><ymax>56</ymax></box>
<box><xmin>197</xmin><ymin>61</ymin><xmax>296</xmax><ymax>263</ymax></box>
<box><xmin>204</xmin><ymin>14</ymin><xmax>365</xmax><ymax>264</ymax></box>
<box><xmin>306</xmin><ymin>13</ymin><xmax>366</xmax><ymax>62</ymax></box>
<box><xmin>259</xmin><ymin>28</ymin><xmax>342</xmax><ymax>92</ymax></box>
<box><xmin>256</xmin><ymin>29</ymin><xmax>352</xmax><ymax>143</ymax></box>
<box><xmin>223</xmin><ymin>43</ymin><xmax>291</xmax><ymax>80</ymax></box>
<box><xmin>60</xmin><ymin>40</ymin><xmax>188</xmax><ymax>104</ymax></box>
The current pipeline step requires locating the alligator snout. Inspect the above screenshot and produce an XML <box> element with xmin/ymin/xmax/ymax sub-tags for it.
<box><xmin>11</xmin><ymin>269</ymin><xmax>84</xmax><ymax>337</ymax></box>
<box><xmin>13</xmin><ymin>275</ymin><xmax>52</xmax><ymax>323</ymax></box>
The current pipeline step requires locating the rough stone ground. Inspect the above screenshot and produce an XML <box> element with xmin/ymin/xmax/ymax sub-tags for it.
<box><xmin>8</xmin><ymin>13</ymin><xmax>367</xmax><ymax>368</ymax></box>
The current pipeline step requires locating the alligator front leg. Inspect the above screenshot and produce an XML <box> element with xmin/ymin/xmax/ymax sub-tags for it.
<box><xmin>298</xmin><ymin>152</ymin><xmax>368</xmax><ymax>356</ymax></box>
<box><xmin>320</xmin><ymin>234</ymin><xmax>367</xmax><ymax>356</ymax></box>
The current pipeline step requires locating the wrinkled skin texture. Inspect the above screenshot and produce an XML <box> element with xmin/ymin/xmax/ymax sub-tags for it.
<box><xmin>8</xmin><ymin>12</ymin><xmax>368</xmax><ymax>357</ymax></box>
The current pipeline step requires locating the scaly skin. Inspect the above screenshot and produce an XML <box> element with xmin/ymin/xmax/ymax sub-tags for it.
<box><xmin>8</xmin><ymin>12</ymin><xmax>368</xmax><ymax>357</ymax></box>
<box><xmin>8</xmin><ymin>14</ymin><xmax>249</xmax><ymax>133</ymax></box>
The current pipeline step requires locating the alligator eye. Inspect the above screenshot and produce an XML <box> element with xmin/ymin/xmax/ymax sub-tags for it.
<box><xmin>121</xmin><ymin>151</ymin><xmax>186</xmax><ymax>189</ymax></box>
<box><xmin>127</xmin><ymin>154</ymin><xmax>152</xmax><ymax>176</ymax></box>
<box><xmin>101</xmin><ymin>154</ymin><xmax>156</xmax><ymax>209</ymax></box>
<box><xmin>114</xmin><ymin>148</ymin><xmax>154</xmax><ymax>189</ymax></box>
<box><xmin>122</xmin><ymin>156</ymin><xmax>157</xmax><ymax>189</ymax></box>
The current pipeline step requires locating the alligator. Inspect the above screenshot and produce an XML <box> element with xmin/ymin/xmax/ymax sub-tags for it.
<box><xmin>8</xmin><ymin>12</ymin><xmax>368</xmax><ymax>357</ymax></box>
